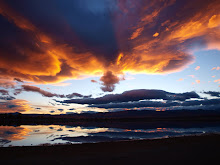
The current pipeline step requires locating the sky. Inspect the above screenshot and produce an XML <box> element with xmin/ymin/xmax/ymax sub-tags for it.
<box><xmin>0</xmin><ymin>0</ymin><xmax>220</xmax><ymax>114</ymax></box>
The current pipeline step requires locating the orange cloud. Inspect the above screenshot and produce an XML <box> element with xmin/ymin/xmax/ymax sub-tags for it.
<box><xmin>214</xmin><ymin>79</ymin><xmax>220</xmax><ymax>84</ymax></box>
<box><xmin>153</xmin><ymin>32</ymin><xmax>159</xmax><ymax>37</ymax></box>
<box><xmin>177</xmin><ymin>78</ymin><xmax>184</xmax><ymax>81</ymax></box>
<box><xmin>130</xmin><ymin>27</ymin><xmax>144</xmax><ymax>40</ymax></box>
<box><xmin>212</xmin><ymin>67</ymin><xmax>220</xmax><ymax>70</ymax></box>
<box><xmin>208</xmin><ymin>15</ymin><xmax>220</xmax><ymax>28</ymax></box>
<box><xmin>0</xmin><ymin>0</ymin><xmax>219</xmax><ymax>92</ymax></box>
<box><xmin>111</xmin><ymin>0</ymin><xmax>220</xmax><ymax>76</ymax></box>
<box><xmin>196</xmin><ymin>80</ymin><xmax>201</xmax><ymax>84</ymax></box>
<box><xmin>0</xmin><ymin>99</ymin><xmax>33</xmax><ymax>113</ymax></box>
<box><xmin>195</xmin><ymin>66</ymin><xmax>200</xmax><ymax>70</ymax></box>
<box><xmin>0</xmin><ymin>1</ymin><xmax>104</xmax><ymax>84</ymax></box>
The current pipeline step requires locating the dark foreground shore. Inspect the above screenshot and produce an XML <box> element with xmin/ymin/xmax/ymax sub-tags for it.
<box><xmin>0</xmin><ymin>134</ymin><xmax>219</xmax><ymax>165</ymax></box>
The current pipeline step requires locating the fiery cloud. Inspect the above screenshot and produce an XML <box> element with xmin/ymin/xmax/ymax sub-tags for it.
<box><xmin>0</xmin><ymin>0</ymin><xmax>219</xmax><ymax>91</ymax></box>
<box><xmin>0</xmin><ymin>99</ymin><xmax>33</xmax><ymax>113</ymax></box>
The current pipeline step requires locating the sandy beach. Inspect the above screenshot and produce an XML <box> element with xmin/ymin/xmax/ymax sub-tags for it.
<box><xmin>0</xmin><ymin>133</ymin><xmax>219</xmax><ymax>165</ymax></box>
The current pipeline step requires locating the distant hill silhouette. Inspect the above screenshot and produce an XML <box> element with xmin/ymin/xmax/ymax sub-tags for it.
<box><xmin>1</xmin><ymin>109</ymin><xmax>220</xmax><ymax>126</ymax></box>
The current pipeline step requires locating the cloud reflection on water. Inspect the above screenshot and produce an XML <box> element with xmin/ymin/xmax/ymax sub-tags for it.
<box><xmin>0</xmin><ymin>124</ymin><xmax>219</xmax><ymax>147</ymax></box>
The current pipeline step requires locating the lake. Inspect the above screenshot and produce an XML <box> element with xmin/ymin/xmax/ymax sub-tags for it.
<box><xmin>1</xmin><ymin>122</ymin><xmax>220</xmax><ymax>147</ymax></box>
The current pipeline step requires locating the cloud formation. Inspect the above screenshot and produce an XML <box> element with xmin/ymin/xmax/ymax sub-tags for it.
<box><xmin>0</xmin><ymin>89</ymin><xmax>8</xmax><ymax>95</ymax></box>
<box><xmin>59</xmin><ymin>89</ymin><xmax>220</xmax><ymax>110</ymax></box>
<box><xmin>88</xmin><ymin>98</ymin><xmax>220</xmax><ymax>109</ymax></box>
<box><xmin>195</xmin><ymin>66</ymin><xmax>200</xmax><ymax>70</ymax></box>
<box><xmin>21</xmin><ymin>85</ymin><xmax>64</xmax><ymax>97</ymax></box>
<box><xmin>0</xmin><ymin>79</ymin><xmax>16</xmax><ymax>88</ymax></box>
<box><xmin>196</xmin><ymin>80</ymin><xmax>201</xmax><ymax>84</ymax></box>
<box><xmin>204</xmin><ymin>91</ymin><xmax>220</xmax><ymax>97</ymax></box>
<box><xmin>62</xmin><ymin>89</ymin><xmax>200</xmax><ymax>104</ymax></box>
<box><xmin>0</xmin><ymin>0</ymin><xmax>219</xmax><ymax>91</ymax></box>
<box><xmin>15</xmin><ymin>85</ymin><xmax>89</xmax><ymax>98</ymax></box>
<box><xmin>211</xmin><ymin>67</ymin><xmax>220</xmax><ymax>70</ymax></box>
<box><xmin>177</xmin><ymin>78</ymin><xmax>184</xmax><ymax>81</ymax></box>
<box><xmin>0</xmin><ymin>99</ymin><xmax>33</xmax><ymax>113</ymax></box>
<box><xmin>91</xmin><ymin>80</ymin><xmax>98</xmax><ymax>83</ymax></box>
<box><xmin>0</xmin><ymin>88</ymin><xmax>15</xmax><ymax>100</ymax></box>
<box><xmin>14</xmin><ymin>78</ymin><xmax>23</xmax><ymax>83</ymax></box>
<box><xmin>100</xmin><ymin>71</ymin><xmax>120</xmax><ymax>92</ymax></box>
<box><xmin>214</xmin><ymin>79</ymin><xmax>220</xmax><ymax>84</ymax></box>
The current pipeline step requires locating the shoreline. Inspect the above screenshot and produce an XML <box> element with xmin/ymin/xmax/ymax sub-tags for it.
<box><xmin>0</xmin><ymin>133</ymin><xmax>219</xmax><ymax>164</ymax></box>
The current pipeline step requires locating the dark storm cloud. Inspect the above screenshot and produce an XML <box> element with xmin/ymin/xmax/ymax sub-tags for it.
<box><xmin>60</xmin><ymin>89</ymin><xmax>220</xmax><ymax>110</ymax></box>
<box><xmin>62</xmin><ymin>89</ymin><xmax>200</xmax><ymax>104</ymax></box>
<box><xmin>88</xmin><ymin>98</ymin><xmax>220</xmax><ymax>109</ymax></box>
<box><xmin>88</xmin><ymin>100</ymin><xmax>176</xmax><ymax>109</ymax></box>
<box><xmin>0</xmin><ymin>0</ymin><xmax>119</xmax><ymax>83</ymax></box>
<box><xmin>9</xmin><ymin>0</ymin><xmax>119</xmax><ymax>63</ymax></box>
<box><xmin>204</xmin><ymin>91</ymin><xmax>220</xmax><ymax>97</ymax></box>
<box><xmin>0</xmin><ymin>0</ymin><xmax>219</xmax><ymax>92</ymax></box>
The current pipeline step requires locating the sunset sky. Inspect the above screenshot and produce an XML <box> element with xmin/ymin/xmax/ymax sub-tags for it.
<box><xmin>0</xmin><ymin>0</ymin><xmax>220</xmax><ymax>114</ymax></box>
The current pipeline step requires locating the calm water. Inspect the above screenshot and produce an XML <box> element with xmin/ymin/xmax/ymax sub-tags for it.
<box><xmin>1</xmin><ymin>123</ymin><xmax>220</xmax><ymax>147</ymax></box>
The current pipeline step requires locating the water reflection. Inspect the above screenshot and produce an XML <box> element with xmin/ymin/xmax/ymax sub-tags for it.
<box><xmin>0</xmin><ymin>124</ymin><xmax>220</xmax><ymax>147</ymax></box>
<box><xmin>0</xmin><ymin>126</ymin><xmax>30</xmax><ymax>141</ymax></box>
<box><xmin>0</xmin><ymin>126</ymin><xmax>31</xmax><ymax>147</ymax></box>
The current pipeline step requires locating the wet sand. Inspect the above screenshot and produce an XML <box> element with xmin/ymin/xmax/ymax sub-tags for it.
<box><xmin>0</xmin><ymin>134</ymin><xmax>219</xmax><ymax>165</ymax></box>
